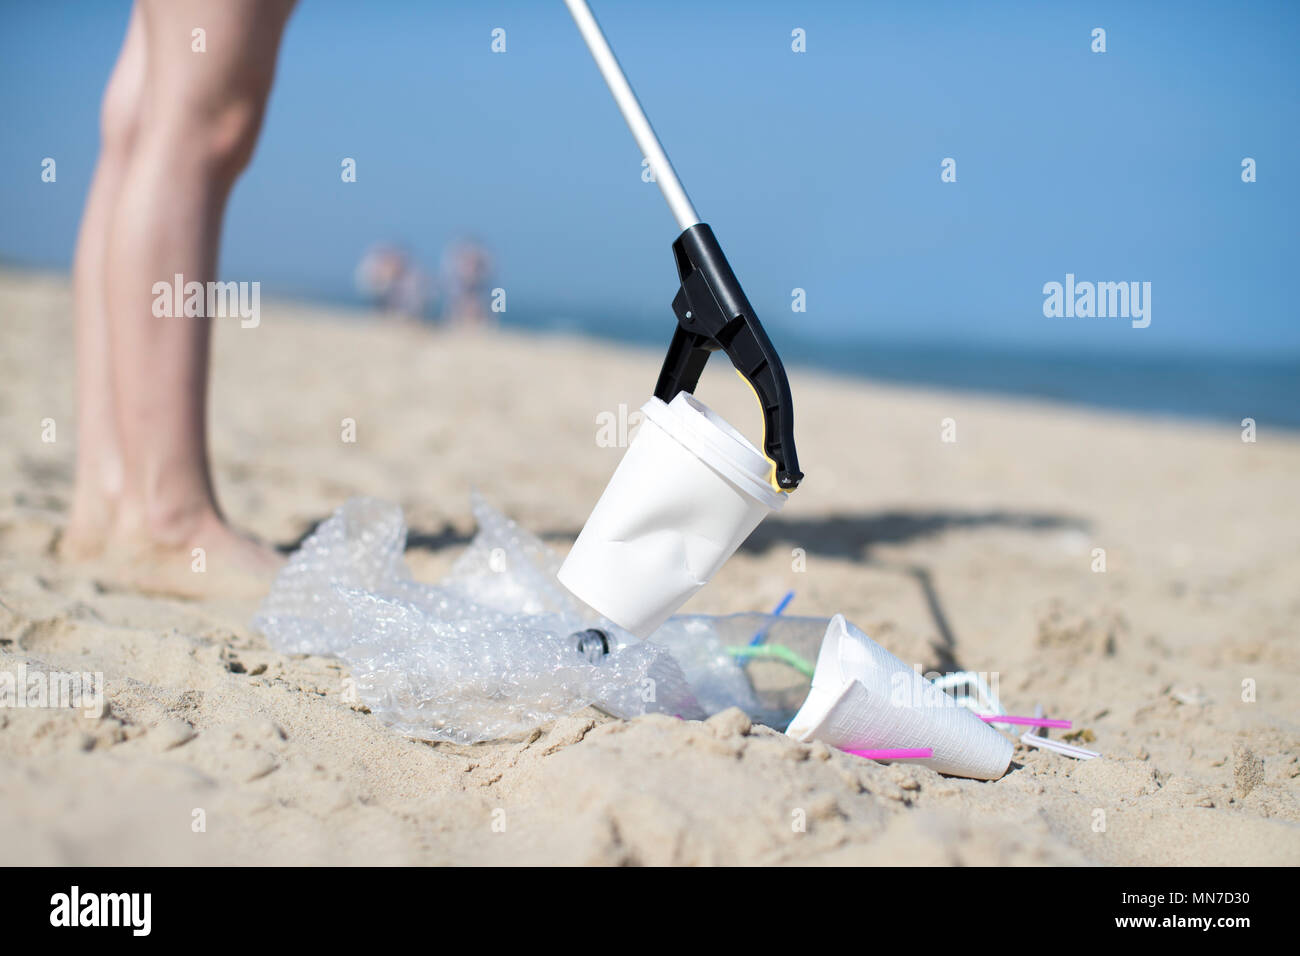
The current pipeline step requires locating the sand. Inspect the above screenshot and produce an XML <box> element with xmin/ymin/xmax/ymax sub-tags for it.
<box><xmin>1</xmin><ymin>266</ymin><xmax>1297</xmax><ymax>865</ymax></box>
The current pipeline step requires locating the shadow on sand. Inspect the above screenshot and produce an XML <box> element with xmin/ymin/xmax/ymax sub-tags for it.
<box><xmin>280</xmin><ymin>519</ymin><xmax>473</xmax><ymax>555</ymax></box>
<box><xmin>737</xmin><ymin>509</ymin><xmax>1084</xmax><ymax>560</ymax></box>
<box><xmin>739</xmin><ymin>508</ymin><xmax>1087</xmax><ymax>672</ymax></box>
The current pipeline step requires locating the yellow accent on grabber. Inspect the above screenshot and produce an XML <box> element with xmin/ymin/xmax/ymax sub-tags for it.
<box><xmin>734</xmin><ymin>368</ymin><xmax>792</xmax><ymax>495</ymax></box>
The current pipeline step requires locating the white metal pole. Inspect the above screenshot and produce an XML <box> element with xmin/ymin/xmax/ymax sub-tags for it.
<box><xmin>563</xmin><ymin>0</ymin><xmax>701</xmax><ymax>232</ymax></box>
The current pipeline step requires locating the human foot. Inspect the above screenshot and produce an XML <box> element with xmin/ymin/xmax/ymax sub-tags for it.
<box><xmin>59</xmin><ymin>462</ymin><xmax>125</xmax><ymax>562</ymax></box>
<box><xmin>58</xmin><ymin>501</ymin><xmax>115</xmax><ymax>562</ymax></box>
<box><xmin>62</xmin><ymin>504</ymin><xmax>284</xmax><ymax>601</ymax></box>
<box><xmin>117</xmin><ymin>508</ymin><xmax>283</xmax><ymax>600</ymax></box>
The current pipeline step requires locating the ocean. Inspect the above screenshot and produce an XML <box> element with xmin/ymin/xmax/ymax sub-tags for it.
<box><xmin>500</xmin><ymin>307</ymin><xmax>1300</xmax><ymax>432</ymax></box>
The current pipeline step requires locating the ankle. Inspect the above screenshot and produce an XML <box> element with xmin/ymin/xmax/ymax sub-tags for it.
<box><xmin>69</xmin><ymin>455</ymin><xmax>124</xmax><ymax>516</ymax></box>
<box><xmin>118</xmin><ymin>495</ymin><xmax>219</xmax><ymax>550</ymax></box>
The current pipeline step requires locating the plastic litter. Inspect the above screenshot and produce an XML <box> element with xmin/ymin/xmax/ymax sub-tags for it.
<box><xmin>749</xmin><ymin>589</ymin><xmax>796</xmax><ymax>646</ymax></box>
<box><xmin>1020</xmin><ymin>734</ymin><xmax>1099</xmax><ymax>760</ymax></box>
<box><xmin>728</xmin><ymin>642</ymin><xmax>816</xmax><ymax>678</ymax></box>
<box><xmin>786</xmin><ymin>614</ymin><xmax>1013</xmax><ymax>780</ymax></box>
<box><xmin>1017</xmin><ymin>703</ymin><xmax>1099</xmax><ymax>760</ymax></box>
<box><xmin>844</xmin><ymin>748</ymin><xmax>934</xmax><ymax>761</ymax></box>
<box><xmin>255</xmin><ymin>496</ymin><xmax>1051</xmax><ymax>779</ymax></box>
<box><xmin>980</xmin><ymin>714</ymin><xmax>1072</xmax><ymax>729</ymax></box>
<box><xmin>931</xmin><ymin>670</ymin><xmax>1005</xmax><ymax>716</ymax></box>
<box><xmin>558</xmin><ymin>392</ymin><xmax>786</xmax><ymax>637</ymax></box>
<box><xmin>255</xmin><ymin>495</ymin><xmax>708</xmax><ymax>742</ymax></box>
<box><xmin>929</xmin><ymin>673</ymin><xmax>1094</xmax><ymax>760</ymax></box>
<box><xmin>643</xmin><ymin>612</ymin><xmax>824</xmax><ymax>725</ymax></box>
<box><xmin>255</xmin><ymin>496</ymin><xmax>829</xmax><ymax>743</ymax></box>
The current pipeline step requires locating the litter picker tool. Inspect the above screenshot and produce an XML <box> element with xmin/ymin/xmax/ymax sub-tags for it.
<box><xmin>564</xmin><ymin>0</ymin><xmax>803</xmax><ymax>490</ymax></box>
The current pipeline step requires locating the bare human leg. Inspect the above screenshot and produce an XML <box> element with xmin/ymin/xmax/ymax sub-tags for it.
<box><xmin>66</xmin><ymin>0</ymin><xmax>297</xmax><ymax>598</ymax></box>
<box><xmin>61</xmin><ymin>8</ymin><xmax>145</xmax><ymax>560</ymax></box>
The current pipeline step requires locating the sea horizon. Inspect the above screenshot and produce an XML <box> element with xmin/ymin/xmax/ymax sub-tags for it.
<box><xmin>6</xmin><ymin>261</ymin><xmax>1296</xmax><ymax>431</ymax></box>
<box><xmin>288</xmin><ymin>279</ymin><xmax>1300</xmax><ymax>433</ymax></box>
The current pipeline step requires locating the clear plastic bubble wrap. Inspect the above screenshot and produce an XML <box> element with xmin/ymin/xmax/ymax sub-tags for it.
<box><xmin>254</xmin><ymin>495</ymin><xmax>755</xmax><ymax>743</ymax></box>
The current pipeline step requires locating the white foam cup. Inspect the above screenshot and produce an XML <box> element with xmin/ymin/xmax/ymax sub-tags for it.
<box><xmin>558</xmin><ymin>392</ymin><xmax>787</xmax><ymax>637</ymax></box>
<box><xmin>787</xmin><ymin>615</ymin><xmax>1013</xmax><ymax>780</ymax></box>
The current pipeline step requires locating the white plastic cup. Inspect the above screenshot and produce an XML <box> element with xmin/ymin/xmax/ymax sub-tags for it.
<box><xmin>558</xmin><ymin>392</ymin><xmax>787</xmax><ymax>637</ymax></box>
<box><xmin>787</xmin><ymin>615</ymin><xmax>1013</xmax><ymax>780</ymax></box>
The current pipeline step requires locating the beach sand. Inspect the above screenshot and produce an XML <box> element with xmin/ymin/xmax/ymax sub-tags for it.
<box><xmin>1</xmin><ymin>267</ymin><xmax>1297</xmax><ymax>865</ymax></box>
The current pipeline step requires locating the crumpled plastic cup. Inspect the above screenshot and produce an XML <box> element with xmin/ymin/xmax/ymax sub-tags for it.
<box><xmin>558</xmin><ymin>391</ymin><xmax>788</xmax><ymax>637</ymax></box>
<box><xmin>786</xmin><ymin>615</ymin><xmax>1013</xmax><ymax>780</ymax></box>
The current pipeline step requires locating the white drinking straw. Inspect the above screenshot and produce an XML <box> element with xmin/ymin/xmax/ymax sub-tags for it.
<box><xmin>1020</xmin><ymin>733</ymin><xmax>1099</xmax><ymax>760</ymax></box>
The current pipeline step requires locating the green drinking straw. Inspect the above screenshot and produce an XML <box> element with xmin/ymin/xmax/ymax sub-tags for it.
<box><xmin>727</xmin><ymin>643</ymin><xmax>816</xmax><ymax>678</ymax></box>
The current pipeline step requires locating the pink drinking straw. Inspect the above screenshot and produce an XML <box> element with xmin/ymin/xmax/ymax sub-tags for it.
<box><xmin>979</xmin><ymin>714</ymin><xmax>1072</xmax><ymax>729</ymax></box>
<box><xmin>842</xmin><ymin>748</ymin><xmax>933</xmax><ymax>760</ymax></box>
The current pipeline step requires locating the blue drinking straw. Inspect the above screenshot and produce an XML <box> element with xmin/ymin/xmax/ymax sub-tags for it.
<box><xmin>749</xmin><ymin>590</ymin><xmax>795</xmax><ymax>646</ymax></box>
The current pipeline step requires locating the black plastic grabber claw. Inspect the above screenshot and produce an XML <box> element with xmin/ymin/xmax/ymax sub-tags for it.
<box><xmin>561</xmin><ymin>1</ymin><xmax>803</xmax><ymax>491</ymax></box>
<box><xmin>653</xmin><ymin>223</ymin><xmax>804</xmax><ymax>492</ymax></box>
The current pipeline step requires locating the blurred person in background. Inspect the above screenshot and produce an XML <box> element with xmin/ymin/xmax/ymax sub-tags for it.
<box><xmin>355</xmin><ymin>243</ymin><xmax>435</xmax><ymax>321</ymax></box>
<box><xmin>440</xmin><ymin>237</ymin><xmax>494</xmax><ymax>328</ymax></box>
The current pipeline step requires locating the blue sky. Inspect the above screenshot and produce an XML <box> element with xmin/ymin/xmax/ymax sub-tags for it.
<box><xmin>1</xmin><ymin>0</ymin><xmax>1297</xmax><ymax>357</ymax></box>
